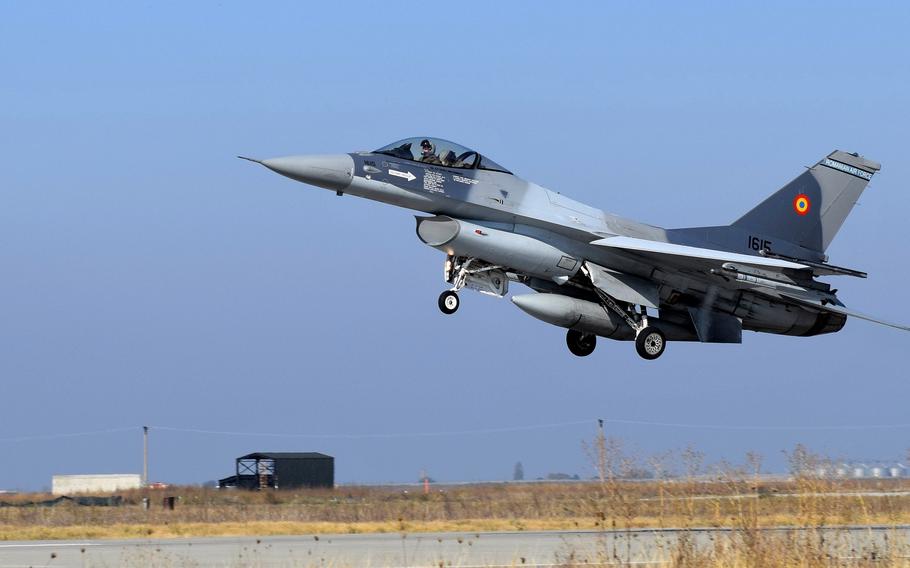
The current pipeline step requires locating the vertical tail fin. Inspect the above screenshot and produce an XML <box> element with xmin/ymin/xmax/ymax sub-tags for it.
<box><xmin>731</xmin><ymin>150</ymin><xmax>880</xmax><ymax>253</ymax></box>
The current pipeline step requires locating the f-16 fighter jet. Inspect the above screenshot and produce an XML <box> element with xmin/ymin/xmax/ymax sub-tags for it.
<box><xmin>242</xmin><ymin>137</ymin><xmax>908</xmax><ymax>360</ymax></box>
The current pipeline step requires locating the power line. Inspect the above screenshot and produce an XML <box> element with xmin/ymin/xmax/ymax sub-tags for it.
<box><xmin>149</xmin><ymin>420</ymin><xmax>593</xmax><ymax>439</ymax></box>
<box><xmin>600</xmin><ymin>418</ymin><xmax>910</xmax><ymax>431</ymax></box>
<box><xmin>3</xmin><ymin>416</ymin><xmax>910</xmax><ymax>445</ymax></box>
<box><xmin>151</xmin><ymin>418</ymin><xmax>910</xmax><ymax>438</ymax></box>
<box><xmin>0</xmin><ymin>426</ymin><xmax>138</xmax><ymax>443</ymax></box>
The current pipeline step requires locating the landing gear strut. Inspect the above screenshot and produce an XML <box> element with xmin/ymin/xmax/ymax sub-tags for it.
<box><xmin>580</xmin><ymin>264</ymin><xmax>668</xmax><ymax>360</ymax></box>
<box><xmin>566</xmin><ymin>329</ymin><xmax>597</xmax><ymax>357</ymax></box>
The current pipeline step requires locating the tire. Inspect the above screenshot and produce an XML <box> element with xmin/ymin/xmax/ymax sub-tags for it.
<box><xmin>635</xmin><ymin>326</ymin><xmax>666</xmax><ymax>360</ymax></box>
<box><xmin>438</xmin><ymin>290</ymin><xmax>459</xmax><ymax>314</ymax></box>
<box><xmin>566</xmin><ymin>329</ymin><xmax>597</xmax><ymax>357</ymax></box>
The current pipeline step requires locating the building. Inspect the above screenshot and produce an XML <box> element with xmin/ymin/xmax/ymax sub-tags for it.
<box><xmin>52</xmin><ymin>474</ymin><xmax>142</xmax><ymax>495</ymax></box>
<box><xmin>218</xmin><ymin>452</ymin><xmax>334</xmax><ymax>490</ymax></box>
<box><xmin>812</xmin><ymin>462</ymin><xmax>906</xmax><ymax>479</ymax></box>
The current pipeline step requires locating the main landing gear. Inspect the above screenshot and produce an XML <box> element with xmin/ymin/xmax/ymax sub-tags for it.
<box><xmin>566</xmin><ymin>329</ymin><xmax>597</xmax><ymax>357</ymax></box>
<box><xmin>566</xmin><ymin>325</ymin><xmax>666</xmax><ymax>360</ymax></box>
<box><xmin>574</xmin><ymin>264</ymin><xmax>668</xmax><ymax>361</ymax></box>
<box><xmin>634</xmin><ymin>326</ymin><xmax>666</xmax><ymax>360</ymax></box>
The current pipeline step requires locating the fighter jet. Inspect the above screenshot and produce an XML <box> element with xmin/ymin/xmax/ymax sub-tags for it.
<box><xmin>242</xmin><ymin>137</ymin><xmax>908</xmax><ymax>360</ymax></box>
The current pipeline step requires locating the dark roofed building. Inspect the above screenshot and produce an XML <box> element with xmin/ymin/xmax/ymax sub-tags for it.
<box><xmin>218</xmin><ymin>452</ymin><xmax>334</xmax><ymax>490</ymax></box>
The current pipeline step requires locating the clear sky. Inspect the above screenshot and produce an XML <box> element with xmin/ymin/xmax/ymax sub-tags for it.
<box><xmin>2</xmin><ymin>1</ymin><xmax>909</xmax><ymax>490</ymax></box>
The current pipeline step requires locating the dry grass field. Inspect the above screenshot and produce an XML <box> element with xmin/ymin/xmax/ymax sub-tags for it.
<box><xmin>2</xmin><ymin>477</ymin><xmax>910</xmax><ymax>534</ymax></box>
<box><xmin>3</xmin><ymin>442</ymin><xmax>909</xmax><ymax>566</ymax></box>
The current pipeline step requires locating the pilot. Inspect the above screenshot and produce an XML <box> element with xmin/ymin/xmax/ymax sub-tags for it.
<box><xmin>419</xmin><ymin>139</ymin><xmax>442</xmax><ymax>164</ymax></box>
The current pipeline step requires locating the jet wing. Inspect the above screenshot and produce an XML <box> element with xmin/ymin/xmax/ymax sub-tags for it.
<box><xmin>776</xmin><ymin>292</ymin><xmax>910</xmax><ymax>332</ymax></box>
<box><xmin>590</xmin><ymin>236</ymin><xmax>810</xmax><ymax>272</ymax></box>
<box><xmin>592</xmin><ymin>236</ymin><xmax>810</xmax><ymax>271</ymax></box>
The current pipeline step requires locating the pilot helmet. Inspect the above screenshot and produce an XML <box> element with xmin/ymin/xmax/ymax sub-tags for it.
<box><xmin>420</xmin><ymin>139</ymin><xmax>434</xmax><ymax>154</ymax></box>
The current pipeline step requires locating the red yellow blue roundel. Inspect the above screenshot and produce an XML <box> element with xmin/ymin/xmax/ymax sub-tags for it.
<box><xmin>793</xmin><ymin>194</ymin><xmax>810</xmax><ymax>216</ymax></box>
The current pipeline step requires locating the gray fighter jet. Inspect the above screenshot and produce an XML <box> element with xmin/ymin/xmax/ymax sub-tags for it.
<box><xmin>242</xmin><ymin>137</ymin><xmax>908</xmax><ymax>360</ymax></box>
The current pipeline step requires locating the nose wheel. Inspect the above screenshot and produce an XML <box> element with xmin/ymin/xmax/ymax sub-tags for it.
<box><xmin>566</xmin><ymin>329</ymin><xmax>597</xmax><ymax>357</ymax></box>
<box><xmin>635</xmin><ymin>326</ymin><xmax>666</xmax><ymax>360</ymax></box>
<box><xmin>438</xmin><ymin>290</ymin><xmax>460</xmax><ymax>314</ymax></box>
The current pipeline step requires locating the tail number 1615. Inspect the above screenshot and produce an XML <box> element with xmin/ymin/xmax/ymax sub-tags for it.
<box><xmin>748</xmin><ymin>236</ymin><xmax>772</xmax><ymax>252</ymax></box>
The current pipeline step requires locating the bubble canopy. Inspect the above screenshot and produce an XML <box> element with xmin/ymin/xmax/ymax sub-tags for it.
<box><xmin>373</xmin><ymin>137</ymin><xmax>512</xmax><ymax>174</ymax></box>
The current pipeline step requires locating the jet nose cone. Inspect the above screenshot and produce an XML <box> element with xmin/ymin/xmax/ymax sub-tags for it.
<box><xmin>260</xmin><ymin>154</ymin><xmax>354</xmax><ymax>192</ymax></box>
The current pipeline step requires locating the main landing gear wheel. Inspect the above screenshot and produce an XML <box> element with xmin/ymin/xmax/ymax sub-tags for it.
<box><xmin>438</xmin><ymin>290</ymin><xmax>460</xmax><ymax>315</ymax></box>
<box><xmin>566</xmin><ymin>329</ymin><xmax>597</xmax><ymax>357</ymax></box>
<box><xmin>635</xmin><ymin>326</ymin><xmax>666</xmax><ymax>360</ymax></box>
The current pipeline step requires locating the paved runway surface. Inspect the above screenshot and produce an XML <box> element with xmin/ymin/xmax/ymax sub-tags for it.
<box><xmin>1</xmin><ymin>527</ymin><xmax>908</xmax><ymax>567</ymax></box>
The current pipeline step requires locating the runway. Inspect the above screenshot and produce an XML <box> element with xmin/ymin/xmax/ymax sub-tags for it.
<box><xmin>1</xmin><ymin>526</ymin><xmax>908</xmax><ymax>567</ymax></box>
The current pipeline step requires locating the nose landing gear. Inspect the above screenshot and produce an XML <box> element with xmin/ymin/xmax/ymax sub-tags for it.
<box><xmin>438</xmin><ymin>290</ymin><xmax>460</xmax><ymax>314</ymax></box>
<box><xmin>437</xmin><ymin>255</ymin><xmax>509</xmax><ymax>315</ymax></box>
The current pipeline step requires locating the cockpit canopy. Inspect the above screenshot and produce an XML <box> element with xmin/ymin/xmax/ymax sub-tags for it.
<box><xmin>373</xmin><ymin>137</ymin><xmax>512</xmax><ymax>174</ymax></box>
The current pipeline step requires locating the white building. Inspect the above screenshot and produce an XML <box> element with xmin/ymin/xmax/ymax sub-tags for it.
<box><xmin>52</xmin><ymin>474</ymin><xmax>142</xmax><ymax>495</ymax></box>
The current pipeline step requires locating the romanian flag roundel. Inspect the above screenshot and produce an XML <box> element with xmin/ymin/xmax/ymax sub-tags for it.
<box><xmin>793</xmin><ymin>194</ymin><xmax>810</xmax><ymax>216</ymax></box>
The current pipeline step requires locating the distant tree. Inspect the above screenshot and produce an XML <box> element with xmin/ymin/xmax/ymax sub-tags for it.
<box><xmin>623</xmin><ymin>468</ymin><xmax>653</xmax><ymax>480</ymax></box>
<box><xmin>786</xmin><ymin>443</ymin><xmax>822</xmax><ymax>478</ymax></box>
<box><xmin>513</xmin><ymin>461</ymin><xmax>524</xmax><ymax>481</ymax></box>
<box><xmin>545</xmin><ymin>472</ymin><xmax>574</xmax><ymax>480</ymax></box>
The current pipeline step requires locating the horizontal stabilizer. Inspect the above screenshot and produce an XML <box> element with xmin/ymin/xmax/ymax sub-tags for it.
<box><xmin>760</xmin><ymin>251</ymin><xmax>867</xmax><ymax>278</ymax></box>
<box><xmin>591</xmin><ymin>236</ymin><xmax>809</xmax><ymax>271</ymax></box>
<box><xmin>779</xmin><ymin>293</ymin><xmax>910</xmax><ymax>332</ymax></box>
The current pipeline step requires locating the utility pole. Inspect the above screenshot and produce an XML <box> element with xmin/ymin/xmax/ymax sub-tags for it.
<box><xmin>143</xmin><ymin>426</ymin><xmax>149</xmax><ymax>486</ymax></box>
<box><xmin>597</xmin><ymin>419</ymin><xmax>605</xmax><ymax>484</ymax></box>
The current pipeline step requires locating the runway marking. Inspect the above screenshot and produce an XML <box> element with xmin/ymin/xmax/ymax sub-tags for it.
<box><xmin>380</xmin><ymin>564</ymin><xmax>667</xmax><ymax>568</ymax></box>
<box><xmin>0</xmin><ymin>543</ymin><xmax>99</xmax><ymax>548</ymax></box>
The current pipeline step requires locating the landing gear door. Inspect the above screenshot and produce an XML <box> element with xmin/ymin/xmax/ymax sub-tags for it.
<box><xmin>465</xmin><ymin>268</ymin><xmax>508</xmax><ymax>297</ymax></box>
<box><xmin>584</xmin><ymin>261</ymin><xmax>659</xmax><ymax>309</ymax></box>
<box><xmin>446</xmin><ymin>256</ymin><xmax>509</xmax><ymax>298</ymax></box>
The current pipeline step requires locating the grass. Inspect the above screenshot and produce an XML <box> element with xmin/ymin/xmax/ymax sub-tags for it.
<box><xmin>2</xmin><ymin>513</ymin><xmax>910</xmax><ymax>541</ymax></box>
<box><xmin>2</xmin><ymin>479</ymin><xmax>910</xmax><ymax>541</ymax></box>
<box><xmin>3</xmin><ymin>441</ymin><xmax>910</xmax><ymax>566</ymax></box>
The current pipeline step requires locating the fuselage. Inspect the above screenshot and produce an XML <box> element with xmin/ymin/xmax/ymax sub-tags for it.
<box><xmin>256</xmin><ymin>145</ymin><xmax>844</xmax><ymax>338</ymax></box>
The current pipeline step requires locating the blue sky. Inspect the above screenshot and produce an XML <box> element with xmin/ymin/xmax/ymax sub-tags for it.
<box><xmin>2</xmin><ymin>2</ymin><xmax>909</xmax><ymax>490</ymax></box>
